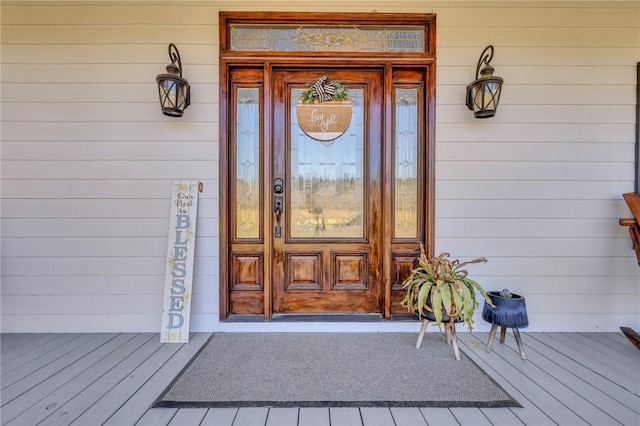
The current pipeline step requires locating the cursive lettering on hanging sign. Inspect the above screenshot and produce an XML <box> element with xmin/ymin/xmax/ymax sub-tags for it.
<box><xmin>309</xmin><ymin>108</ymin><xmax>338</xmax><ymax>132</ymax></box>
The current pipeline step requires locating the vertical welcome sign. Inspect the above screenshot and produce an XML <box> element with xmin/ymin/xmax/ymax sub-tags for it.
<box><xmin>160</xmin><ymin>180</ymin><xmax>199</xmax><ymax>343</ymax></box>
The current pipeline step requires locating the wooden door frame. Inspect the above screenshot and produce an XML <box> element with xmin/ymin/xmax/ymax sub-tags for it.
<box><xmin>219</xmin><ymin>12</ymin><xmax>437</xmax><ymax>320</ymax></box>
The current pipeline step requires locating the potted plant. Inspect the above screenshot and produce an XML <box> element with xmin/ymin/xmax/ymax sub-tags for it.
<box><xmin>482</xmin><ymin>289</ymin><xmax>528</xmax><ymax>329</ymax></box>
<box><xmin>400</xmin><ymin>243</ymin><xmax>495</xmax><ymax>331</ymax></box>
<box><xmin>482</xmin><ymin>288</ymin><xmax>529</xmax><ymax>359</ymax></box>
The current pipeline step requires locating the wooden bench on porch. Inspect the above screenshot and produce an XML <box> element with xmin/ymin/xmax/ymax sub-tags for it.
<box><xmin>620</xmin><ymin>192</ymin><xmax>640</xmax><ymax>265</ymax></box>
<box><xmin>619</xmin><ymin>192</ymin><xmax>640</xmax><ymax>349</ymax></box>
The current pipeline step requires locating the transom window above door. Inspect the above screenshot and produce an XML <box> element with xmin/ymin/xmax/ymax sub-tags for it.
<box><xmin>229</xmin><ymin>24</ymin><xmax>427</xmax><ymax>52</ymax></box>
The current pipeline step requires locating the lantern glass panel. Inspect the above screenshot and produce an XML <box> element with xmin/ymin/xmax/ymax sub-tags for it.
<box><xmin>161</xmin><ymin>80</ymin><xmax>178</xmax><ymax>109</ymax></box>
<box><xmin>483</xmin><ymin>83</ymin><xmax>499</xmax><ymax>110</ymax></box>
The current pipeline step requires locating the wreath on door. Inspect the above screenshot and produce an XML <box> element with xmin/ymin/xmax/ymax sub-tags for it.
<box><xmin>296</xmin><ymin>76</ymin><xmax>352</xmax><ymax>142</ymax></box>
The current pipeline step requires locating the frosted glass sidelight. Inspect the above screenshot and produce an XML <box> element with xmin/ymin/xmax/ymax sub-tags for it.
<box><xmin>235</xmin><ymin>88</ymin><xmax>260</xmax><ymax>239</ymax></box>
<box><xmin>394</xmin><ymin>88</ymin><xmax>419</xmax><ymax>239</ymax></box>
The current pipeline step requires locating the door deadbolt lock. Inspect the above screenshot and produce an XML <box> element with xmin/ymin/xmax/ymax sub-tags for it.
<box><xmin>273</xmin><ymin>178</ymin><xmax>284</xmax><ymax>194</ymax></box>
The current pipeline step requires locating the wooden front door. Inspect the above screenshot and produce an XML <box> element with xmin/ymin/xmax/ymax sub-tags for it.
<box><xmin>271</xmin><ymin>69</ymin><xmax>384</xmax><ymax>314</ymax></box>
<box><xmin>220</xmin><ymin>12</ymin><xmax>436</xmax><ymax>320</ymax></box>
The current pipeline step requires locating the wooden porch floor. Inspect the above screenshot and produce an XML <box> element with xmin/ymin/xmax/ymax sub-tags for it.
<box><xmin>1</xmin><ymin>331</ymin><xmax>639</xmax><ymax>426</ymax></box>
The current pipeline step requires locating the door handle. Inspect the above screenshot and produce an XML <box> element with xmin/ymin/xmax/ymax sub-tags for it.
<box><xmin>274</xmin><ymin>195</ymin><xmax>283</xmax><ymax>238</ymax></box>
<box><xmin>274</xmin><ymin>196</ymin><xmax>283</xmax><ymax>223</ymax></box>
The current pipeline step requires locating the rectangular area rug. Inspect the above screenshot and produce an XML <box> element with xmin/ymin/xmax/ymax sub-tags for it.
<box><xmin>155</xmin><ymin>332</ymin><xmax>520</xmax><ymax>408</ymax></box>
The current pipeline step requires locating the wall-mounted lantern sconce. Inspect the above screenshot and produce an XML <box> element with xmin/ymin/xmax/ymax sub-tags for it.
<box><xmin>156</xmin><ymin>43</ymin><xmax>190</xmax><ymax>117</ymax></box>
<box><xmin>466</xmin><ymin>45</ymin><xmax>503</xmax><ymax>119</ymax></box>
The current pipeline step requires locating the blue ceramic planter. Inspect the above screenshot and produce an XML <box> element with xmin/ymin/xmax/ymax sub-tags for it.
<box><xmin>482</xmin><ymin>291</ymin><xmax>529</xmax><ymax>329</ymax></box>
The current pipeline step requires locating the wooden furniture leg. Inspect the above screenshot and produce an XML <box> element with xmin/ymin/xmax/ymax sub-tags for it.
<box><xmin>486</xmin><ymin>323</ymin><xmax>498</xmax><ymax>353</ymax></box>
<box><xmin>513</xmin><ymin>328</ymin><xmax>527</xmax><ymax>360</ymax></box>
<box><xmin>449</xmin><ymin>324</ymin><xmax>461</xmax><ymax>361</ymax></box>
<box><xmin>415</xmin><ymin>319</ymin><xmax>429</xmax><ymax>349</ymax></box>
<box><xmin>499</xmin><ymin>325</ymin><xmax>507</xmax><ymax>344</ymax></box>
<box><xmin>620</xmin><ymin>326</ymin><xmax>640</xmax><ymax>350</ymax></box>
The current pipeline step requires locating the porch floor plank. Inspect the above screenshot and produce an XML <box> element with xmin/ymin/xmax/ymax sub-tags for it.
<box><xmin>101</xmin><ymin>332</ymin><xmax>211</xmax><ymax>426</ymax></box>
<box><xmin>1</xmin><ymin>332</ymin><xmax>639</xmax><ymax>426</ymax></box>
<box><xmin>471</xmin><ymin>332</ymin><xmax>593</xmax><ymax>425</ymax></box>
<box><xmin>479</xmin><ymin>407</ymin><xmax>525</xmax><ymax>426</ymax></box>
<box><xmin>1</xmin><ymin>333</ymin><xmax>49</xmax><ymax>360</ymax></box>
<box><xmin>6</xmin><ymin>333</ymin><xmax>147</xmax><ymax>426</ymax></box>
<box><xmin>419</xmin><ymin>407</ymin><xmax>460</xmax><ymax>425</ymax></box>
<box><xmin>1</xmin><ymin>333</ymin><xmax>101</xmax><ymax>391</ymax></box>
<box><xmin>389</xmin><ymin>407</ymin><xmax>427</xmax><ymax>425</ymax></box>
<box><xmin>492</xmin><ymin>334</ymin><xmax>622</xmax><ymax>425</ymax></box>
<box><xmin>1</xmin><ymin>333</ymin><xmax>122</xmax><ymax>423</ymax></box>
<box><xmin>232</xmin><ymin>407</ymin><xmax>269</xmax><ymax>426</ymax></box>
<box><xmin>168</xmin><ymin>408</ymin><xmax>208</xmax><ymax>426</ymax></box>
<box><xmin>456</xmin><ymin>333</ymin><xmax>557</xmax><ymax>426</ymax></box>
<box><xmin>38</xmin><ymin>333</ymin><xmax>159</xmax><ymax>426</ymax></box>
<box><xmin>360</xmin><ymin>407</ymin><xmax>396</xmax><ymax>426</ymax></box>
<box><xmin>530</xmin><ymin>332</ymin><xmax>640</xmax><ymax>395</ymax></box>
<box><xmin>265</xmin><ymin>407</ymin><xmax>299</xmax><ymax>426</ymax></box>
<box><xmin>563</xmin><ymin>332</ymin><xmax>639</xmax><ymax>370</ymax></box>
<box><xmin>1</xmin><ymin>333</ymin><xmax>71</xmax><ymax>369</ymax></box>
<box><xmin>135</xmin><ymin>407</ymin><xmax>178</xmax><ymax>426</ymax></box>
<box><xmin>523</xmin><ymin>333</ymin><xmax>640</xmax><ymax>424</ymax></box>
<box><xmin>69</xmin><ymin>336</ymin><xmax>185</xmax><ymax>426</ymax></box>
<box><xmin>580</xmin><ymin>332</ymin><xmax>639</xmax><ymax>357</ymax></box>
<box><xmin>200</xmin><ymin>408</ymin><xmax>238</xmax><ymax>426</ymax></box>
<box><xmin>298</xmin><ymin>407</ymin><xmax>330</xmax><ymax>426</ymax></box>
<box><xmin>450</xmin><ymin>407</ymin><xmax>492</xmax><ymax>425</ymax></box>
<box><xmin>329</xmin><ymin>407</ymin><xmax>363</xmax><ymax>426</ymax></box>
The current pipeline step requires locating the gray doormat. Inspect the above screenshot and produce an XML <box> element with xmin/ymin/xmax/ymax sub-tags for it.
<box><xmin>155</xmin><ymin>332</ymin><xmax>520</xmax><ymax>408</ymax></box>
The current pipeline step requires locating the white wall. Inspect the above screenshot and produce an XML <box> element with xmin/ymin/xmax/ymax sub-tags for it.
<box><xmin>1</xmin><ymin>0</ymin><xmax>639</xmax><ymax>333</ymax></box>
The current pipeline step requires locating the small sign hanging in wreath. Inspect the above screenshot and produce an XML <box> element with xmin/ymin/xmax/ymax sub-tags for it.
<box><xmin>296</xmin><ymin>76</ymin><xmax>352</xmax><ymax>142</ymax></box>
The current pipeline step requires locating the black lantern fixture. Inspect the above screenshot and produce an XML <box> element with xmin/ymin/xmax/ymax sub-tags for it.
<box><xmin>156</xmin><ymin>43</ymin><xmax>190</xmax><ymax>117</ymax></box>
<box><xmin>466</xmin><ymin>45</ymin><xmax>503</xmax><ymax>119</ymax></box>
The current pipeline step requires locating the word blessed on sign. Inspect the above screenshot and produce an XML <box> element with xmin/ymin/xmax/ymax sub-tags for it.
<box><xmin>160</xmin><ymin>180</ymin><xmax>199</xmax><ymax>343</ymax></box>
<box><xmin>296</xmin><ymin>100</ymin><xmax>352</xmax><ymax>141</ymax></box>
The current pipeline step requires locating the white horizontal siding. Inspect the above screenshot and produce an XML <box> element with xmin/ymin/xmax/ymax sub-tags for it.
<box><xmin>2</xmin><ymin>122</ymin><xmax>220</xmax><ymax>141</ymax></box>
<box><xmin>1</xmin><ymin>199</ymin><xmax>218</xmax><ymax>219</ymax></box>
<box><xmin>0</xmin><ymin>218</ymin><xmax>218</xmax><ymax>237</ymax></box>
<box><xmin>1</xmin><ymin>0</ymin><xmax>639</xmax><ymax>333</ymax></box>
<box><xmin>0</xmin><ymin>180</ymin><xmax>220</xmax><ymax>199</ymax></box>
<box><xmin>1</xmin><ymin>1</ymin><xmax>221</xmax><ymax>333</ymax></box>
<box><xmin>2</xmin><ymin>256</ymin><xmax>217</xmax><ymax>277</ymax></box>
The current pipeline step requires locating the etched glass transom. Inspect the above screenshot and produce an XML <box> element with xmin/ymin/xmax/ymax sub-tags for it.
<box><xmin>230</xmin><ymin>25</ymin><xmax>425</xmax><ymax>52</ymax></box>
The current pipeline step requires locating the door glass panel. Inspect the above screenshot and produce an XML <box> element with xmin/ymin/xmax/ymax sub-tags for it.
<box><xmin>235</xmin><ymin>87</ymin><xmax>260</xmax><ymax>239</ymax></box>
<box><xmin>230</xmin><ymin>25</ymin><xmax>426</xmax><ymax>53</ymax></box>
<box><xmin>394</xmin><ymin>88</ymin><xmax>418</xmax><ymax>239</ymax></box>
<box><xmin>289</xmin><ymin>88</ymin><xmax>364</xmax><ymax>238</ymax></box>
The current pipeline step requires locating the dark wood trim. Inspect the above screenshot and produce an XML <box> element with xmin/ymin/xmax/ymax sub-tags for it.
<box><xmin>219</xmin><ymin>12</ymin><xmax>436</xmax><ymax>319</ymax></box>
<box><xmin>426</xmin><ymin>58</ymin><xmax>437</xmax><ymax>260</ymax></box>
<box><xmin>219</xmin><ymin>11</ymin><xmax>436</xmax><ymax>57</ymax></box>
<box><xmin>263</xmin><ymin>62</ymin><xmax>273</xmax><ymax>320</ymax></box>
<box><xmin>218</xmin><ymin>58</ymin><xmax>230</xmax><ymax>319</ymax></box>
<box><xmin>635</xmin><ymin>62</ymin><xmax>639</xmax><ymax>194</ymax></box>
<box><xmin>383</xmin><ymin>62</ymin><xmax>393</xmax><ymax>319</ymax></box>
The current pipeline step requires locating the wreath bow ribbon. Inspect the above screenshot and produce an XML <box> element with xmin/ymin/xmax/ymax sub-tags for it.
<box><xmin>311</xmin><ymin>75</ymin><xmax>339</xmax><ymax>102</ymax></box>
